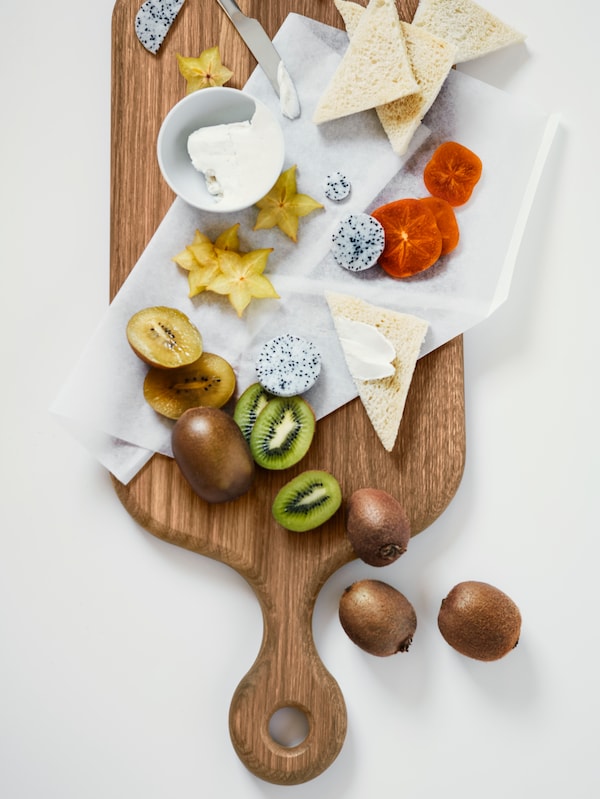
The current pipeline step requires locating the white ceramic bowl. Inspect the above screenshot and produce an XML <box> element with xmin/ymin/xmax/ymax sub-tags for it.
<box><xmin>157</xmin><ymin>87</ymin><xmax>285</xmax><ymax>213</ymax></box>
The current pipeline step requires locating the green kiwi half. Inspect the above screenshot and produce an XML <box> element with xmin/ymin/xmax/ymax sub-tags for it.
<box><xmin>249</xmin><ymin>396</ymin><xmax>315</xmax><ymax>470</ymax></box>
<box><xmin>233</xmin><ymin>382</ymin><xmax>274</xmax><ymax>444</ymax></box>
<box><xmin>272</xmin><ymin>470</ymin><xmax>342</xmax><ymax>532</ymax></box>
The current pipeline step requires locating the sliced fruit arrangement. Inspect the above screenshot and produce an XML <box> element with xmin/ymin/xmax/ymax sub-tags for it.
<box><xmin>255</xmin><ymin>333</ymin><xmax>321</xmax><ymax>398</ymax></box>
<box><xmin>328</xmin><ymin>140</ymin><xmax>480</xmax><ymax>279</ymax></box>
<box><xmin>126</xmin><ymin>306</ymin><xmax>203</xmax><ymax>369</ymax></box>
<box><xmin>143</xmin><ymin>352</ymin><xmax>236</xmax><ymax>420</ymax></box>
<box><xmin>272</xmin><ymin>470</ymin><xmax>342</xmax><ymax>532</ymax></box>
<box><xmin>172</xmin><ymin>224</ymin><xmax>278</xmax><ymax>317</ymax></box>
<box><xmin>249</xmin><ymin>395</ymin><xmax>316</xmax><ymax>471</ymax></box>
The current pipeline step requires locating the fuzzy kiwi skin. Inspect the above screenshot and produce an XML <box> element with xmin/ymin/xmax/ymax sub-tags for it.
<box><xmin>172</xmin><ymin>407</ymin><xmax>255</xmax><ymax>503</ymax></box>
<box><xmin>437</xmin><ymin>581</ymin><xmax>521</xmax><ymax>661</ymax></box>
<box><xmin>339</xmin><ymin>579</ymin><xmax>417</xmax><ymax>656</ymax></box>
<box><xmin>346</xmin><ymin>488</ymin><xmax>411</xmax><ymax>567</ymax></box>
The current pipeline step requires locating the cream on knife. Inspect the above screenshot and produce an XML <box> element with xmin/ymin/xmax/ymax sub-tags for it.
<box><xmin>215</xmin><ymin>0</ymin><xmax>300</xmax><ymax>118</ymax></box>
<box><xmin>135</xmin><ymin>0</ymin><xmax>186</xmax><ymax>54</ymax></box>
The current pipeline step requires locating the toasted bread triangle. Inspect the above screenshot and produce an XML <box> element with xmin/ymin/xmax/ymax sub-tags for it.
<box><xmin>325</xmin><ymin>292</ymin><xmax>428</xmax><ymax>451</ymax></box>
<box><xmin>313</xmin><ymin>0</ymin><xmax>419</xmax><ymax>125</ymax></box>
<box><xmin>412</xmin><ymin>0</ymin><xmax>525</xmax><ymax>63</ymax></box>
<box><xmin>335</xmin><ymin>0</ymin><xmax>456</xmax><ymax>154</ymax></box>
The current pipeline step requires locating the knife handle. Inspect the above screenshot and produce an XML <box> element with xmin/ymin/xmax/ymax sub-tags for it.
<box><xmin>228</xmin><ymin>593</ymin><xmax>347</xmax><ymax>785</ymax></box>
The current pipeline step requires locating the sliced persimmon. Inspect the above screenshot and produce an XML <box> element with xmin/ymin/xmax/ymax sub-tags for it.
<box><xmin>371</xmin><ymin>198</ymin><xmax>442</xmax><ymax>278</ymax></box>
<box><xmin>419</xmin><ymin>196</ymin><xmax>460</xmax><ymax>256</ymax></box>
<box><xmin>423</xmin><ymin>141</ymin><xmax>482</xmax><ymax>207</ymax></box>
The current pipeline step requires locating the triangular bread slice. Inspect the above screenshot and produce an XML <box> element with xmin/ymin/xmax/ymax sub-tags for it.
<box><xmin>325</xmin><ymin>292</ymin><xmax>429</xmax><ymax>451</ymax></box>
<box><xmin>335</xmin><ymin>0</ymin><xmax>456</xmax><ymax>154</ymax></box>
<box><xmin>313</xmin><ymin>0</ymin><xmax>419</xmax><ymax>125</ymax></box>
<box><xmin>412</xmin><ymin>0</ymin><xmax>526</xmax><ymax>63</ymax></box>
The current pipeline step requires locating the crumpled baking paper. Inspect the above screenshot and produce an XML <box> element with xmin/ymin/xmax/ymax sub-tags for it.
<box><xmin>51</xmin><ymin>13</ymin><xmax>559</xmax><ymax>484</ymax></box>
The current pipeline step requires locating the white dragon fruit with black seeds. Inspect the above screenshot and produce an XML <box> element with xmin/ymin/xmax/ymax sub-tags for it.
<box><xmin>324</xmin><ymin>171</ymin><xmax>351</xmax><ymax>201</ymax></box>
<box><xmin>331</xmin><ymin>212</ymin><xmax>385</xmax><ymax>271</ymax></box>
<box><xmin>135</xmin><ymin>0</ymin><xmax>186</xmax><ymax>54</ymax></box>
<box><xmin>255</xmin><ymin>334</ymin><xmax>322</xmax><ymax>397</ymax></box>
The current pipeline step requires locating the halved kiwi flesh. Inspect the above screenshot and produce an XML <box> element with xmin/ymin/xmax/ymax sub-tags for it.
<box><xmin>272</xmin><ymin>470</ymin><xmax>342</xmax><ymax>532</ymax></box>
<box><xmin>249</xmin><ymin>396</ymin><xmax>315</xmax><ymax>470</ymax></box>
<box><xmin>233</xmin><ymin>382</ymin><xmax>274</xmax><ymax>444</ymax></box>
<box><xmin>126</xmin><ymin>306</ymin><xmax>203</xmax><ymax>369</ymax></box>
<box><xmin>143</xmin><ymin>352</ymin><xmax>236</xmax><ymax>419</ymax></box>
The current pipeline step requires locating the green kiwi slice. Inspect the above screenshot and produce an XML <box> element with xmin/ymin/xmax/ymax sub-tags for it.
<box><xmin>249</xmin><ymin>396</ymin><xmax>315</xmax><ymax>470</ymax></box>
<box><xmin>233</xmin><ymin>382</ymin><xmax>275</xmax><ymax>444</ymax></box>
<box><xmin>143</xmin><ymin>352</ymin><xmax>236</xmax><ymax>419</ymax></box>
<box><xmin>126</xmin><ymin>306</ymin><xmax>203</xmax><ymax>369</ymax></box>
<box><xmin>272</xmin><ymin>470</ymin><xmax>342</xmax><ymax>532</ymax></box>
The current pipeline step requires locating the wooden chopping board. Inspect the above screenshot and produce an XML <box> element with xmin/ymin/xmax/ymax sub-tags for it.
<box><xmin>110</xmin><ymin>0</ymin><xmax>466</xmax><ymax>786</ymax></box>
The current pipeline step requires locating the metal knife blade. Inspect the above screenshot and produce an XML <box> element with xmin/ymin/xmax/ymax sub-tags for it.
<box><xmin>215</xmin><ymin>0</ymin><xmax>281</xmax><ymax>95</ymax></box>
<box><xmin>135</xmin><ymin>0</ymin><xmax>186</xmax><ymax>55</ymax></box>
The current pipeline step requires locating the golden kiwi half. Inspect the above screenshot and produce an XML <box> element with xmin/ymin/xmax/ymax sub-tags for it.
<box><xmin>143</xmin><ymin>352</ymin><xmax>236</xmax><ymax>419</ymax></box>
<box><xmin>126</xmin><ymin>306</ymin><xmax>203</xmax><ymax>369</ymax></box>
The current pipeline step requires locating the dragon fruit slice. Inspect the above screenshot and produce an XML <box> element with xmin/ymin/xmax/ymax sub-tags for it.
<box><xmin>331</xmin><ymin>212</ymin><xmax>385</xmax><ymax>271</ymax></box>
<box><xmin>255</xmin><ymin>334</ymin><xmax>322</xmax><ymax>397</ymax></box>
<box><xmin>324</xmin><ymin>171</ymin><xmax>351</xmax><ymax>201</ymax></box>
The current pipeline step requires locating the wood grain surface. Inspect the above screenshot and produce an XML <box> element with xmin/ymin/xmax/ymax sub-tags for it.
<box><xmin>110</xmin><ymin>0</ymin><xmax>466</xmax><ymax>785</ymax></box>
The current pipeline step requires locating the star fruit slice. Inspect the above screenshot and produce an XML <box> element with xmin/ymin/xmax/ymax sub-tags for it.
<box><xmin>172</xmin><ymin>225</ymin><xmax>240</xmax><ymax>298</ymax></box>
<box><xmin>254</xmin><ymin>165</ymin><xmax>323</xmax><ymax>242</ymax></box>
<box><xmin>176</xmin><ymin>46</ymin><xmax>234</xmax><ymax>94</ymax></box>
<box><xmin>207</xmin><ymin>248</ymin><xmax>279</xmax><ymax>317</ymax></box>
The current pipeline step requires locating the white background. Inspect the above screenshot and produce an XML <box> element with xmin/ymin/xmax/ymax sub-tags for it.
<box><xmin>1</xmin><ymin>0</ymin><xmax>598</xmax><ymax>796</ymax></box>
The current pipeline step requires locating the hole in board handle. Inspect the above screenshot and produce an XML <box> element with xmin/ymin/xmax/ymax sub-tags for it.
<box><xmin>268</xmin><ymin>706</ymin><xmax>310</xmax><ymax>748</ymax></box>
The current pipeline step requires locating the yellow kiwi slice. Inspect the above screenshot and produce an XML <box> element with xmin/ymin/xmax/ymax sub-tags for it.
<box><xmin>126</xmin><ymin>306</ymin><xmax>203</xmax><ymax>369</ymax></box>
<box><xmin>143</xmin><ymin>352</ymin><xmax>236</xmax><ymax>419</ymax></box>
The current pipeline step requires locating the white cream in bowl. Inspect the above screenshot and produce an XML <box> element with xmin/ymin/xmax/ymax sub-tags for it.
<box><xmin>157</xmin><ymin>87</ymin><xmax>285</xmax><ymax>213</ymax></box>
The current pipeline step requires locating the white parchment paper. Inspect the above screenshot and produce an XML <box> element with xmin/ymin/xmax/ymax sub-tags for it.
<box><xmin>51</xmin><ymin>13</ymin><xmax>559</xmax><ymax>483</ymax></box>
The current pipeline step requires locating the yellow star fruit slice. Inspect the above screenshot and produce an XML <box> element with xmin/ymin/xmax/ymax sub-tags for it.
<box><xmin>176</xmin><ymin>46</ymin><xmax>234</xmax><ymax>94</ymax></box>
<box><xmin>214</xmin><ymin>223</ymin><xmax>241</xmax><ymax>252</ymax></box>
<box><xmin>254</xmin><ymin>165</ymin><xmax>323</xmax><ymax>242</ymax></box>
<box><xmin>207</xmin><ymin>249</ymin><xmax>279</xmax><ymax>317</ymax></box>
<box><xmin>173</xmin><ymin>226</ymin><xmax>240</xmax><ymax>298</ymax></box>
<box><xmin>172</xmin><ymin>230</ymin><xmax>212</xmax><ymax>271</ymax></box>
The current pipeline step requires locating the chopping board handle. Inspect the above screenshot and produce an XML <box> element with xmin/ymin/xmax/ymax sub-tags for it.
<box><xmin>228</xmin><ymin>602</ymin><xmax>347</xmax><ymax>785</ymax></box>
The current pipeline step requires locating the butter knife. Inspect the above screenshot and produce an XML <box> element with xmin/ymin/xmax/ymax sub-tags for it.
<box><xmin>215</xmin><ymin>0</ymin><xmax>282</xmax><ymax>95</ymax></box>
<box><xmin>135</xmin><ymin>0</ymin><xmax>186</xmax><ymax>54</ymax></box>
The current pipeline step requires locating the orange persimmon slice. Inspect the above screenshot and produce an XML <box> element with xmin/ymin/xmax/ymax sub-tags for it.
<box><xmin>419</xmin><ymin>196</ymin><xmax>460</xmax><ymax>256</ymax></box>
<box><xmin>372</xmin><ymin>198</ymin><xmax>442</xmax><ymax>278</ymax></box>
<box><xmin>423</xmin><ymin>141</ymin><xmax>482</xmax><ymax>207</ymax></box>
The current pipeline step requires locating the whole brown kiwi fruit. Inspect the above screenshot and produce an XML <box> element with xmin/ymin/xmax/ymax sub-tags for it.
<box><xmin>345</xmin><ymin>488</ymin><xmax>411</xmax><ymax>566</ymax></box>
<box><xmin>339</xmin><ymin>579</ymin><xmax>417</xmax><ymax>656</ymax></box>
<box><xmin>172</xmin><ymin>407</ymin><xmax>255</xmax><ymax>503</ymax></box>
<box><xmin>437</xmin><ymin>581</ymin><xmax>521</xmax><ymax>661</ymax></box>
